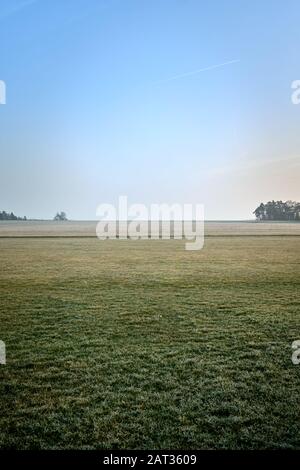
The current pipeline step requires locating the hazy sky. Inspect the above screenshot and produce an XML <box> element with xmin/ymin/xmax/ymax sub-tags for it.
<box><xmin>0</xmin><ymin>0</ymin><xmax>299</xmax><ymax>220</ymax></box>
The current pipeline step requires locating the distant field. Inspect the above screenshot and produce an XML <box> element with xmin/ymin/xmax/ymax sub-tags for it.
<box><xmin>1</xmin><ymin>220</ymin><xmax>300</xmax><ymax>237</ymax></box>
<box><xmin>0</xmin><ymin>224</ymin><xmax>300</xmax><ymax>449</ymax></box>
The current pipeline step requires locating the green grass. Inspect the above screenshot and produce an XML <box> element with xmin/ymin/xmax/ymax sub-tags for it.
<box><xmin>1</xmin><ymin>236</ymin><xmax>300</xmax><ymax>449</ymax></box>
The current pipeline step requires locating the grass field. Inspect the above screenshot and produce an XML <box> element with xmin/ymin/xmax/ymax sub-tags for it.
<box><xmin>1</xmin><ymin>225</ymin><xmax>300</xmax><ymax>449</ymax></box>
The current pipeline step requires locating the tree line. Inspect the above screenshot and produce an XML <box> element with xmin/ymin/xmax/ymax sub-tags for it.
<box><xmin>0</xmin><ymin>211</ymin><xmax>68</xmax><ymax>221</ymax></box>
<box><xmin>0</xmin><ymin>211</ymin><xmax>27</xmax><ymax>221</ymax></box>
<box><xmin>254</xmin><ymin>200</ymin><xmax>300</xmax><ymax>221</ymax></box>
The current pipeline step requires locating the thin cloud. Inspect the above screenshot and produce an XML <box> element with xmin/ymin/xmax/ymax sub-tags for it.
<box><xmin>208</xmin><ymin>155</ymin><xmax>300</xmax><ymax>177</ymax></box>
<box><xmin>0</xmin><ymin>0</ymin><xmax>39</xmax><ymax>21</ymax></box>
<box><xmin>153</xmin><ymin>59</ymin><xmax>240</xmax><ymax>85</ymax></box>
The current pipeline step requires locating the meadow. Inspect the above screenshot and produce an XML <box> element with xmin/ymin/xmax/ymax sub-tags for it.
<box><xmin>0</xmin><ymin>222</ymin><xmax>300</xmax><ymax>449</ymax></box>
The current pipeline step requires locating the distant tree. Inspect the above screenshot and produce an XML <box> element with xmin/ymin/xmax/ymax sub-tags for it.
<box><xmin>254</xmin><ymin>203</ymin><xmax>266</xmax><ymax>220</ymax></box>
<box><xmin>53</xmin><ymin>211</ymin><xmax>68</xmax><ymax>221</ymax></box>
<box><xmin>254</xmin><ymin>201</ymin><xmax>300</xmax><ymax>221</ymax></box>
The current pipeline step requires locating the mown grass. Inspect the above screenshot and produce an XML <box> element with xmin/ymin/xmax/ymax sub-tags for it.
<box><xmin>0</xmin><ymin>236</ymin><xmax>300</xmax><ymax>449</ymax></box>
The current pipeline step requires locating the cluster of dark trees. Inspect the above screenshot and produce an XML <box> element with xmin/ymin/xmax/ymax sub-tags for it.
<box><xmin>0</xmin><ymin>211</ymin><xmax>68</xmax><ymax>221</ymax></box>
<box><xmin>0</xmin><ymin>211</ymin><xmax>27</xmax><ymax>221</ymax></box>
<box><xmin>254</xmin><ymin>201</ymin><xmax>300</xmax><ymax>221</ymax></box>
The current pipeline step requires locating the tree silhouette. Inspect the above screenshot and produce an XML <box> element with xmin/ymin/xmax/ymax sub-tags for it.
<box><xmin>254</xmin><ymin>201</ymin><xmax>300</xmax><ymax>221</ymax></box>
<box><xmin>0</xmin><ymin>210</ymin><xmax>26</xmax><ymax>220</ymax></box>
<box><xmin>53</xmin><ymin>211</ymin><xmax>68</xmax><ymax>221</ymax></box>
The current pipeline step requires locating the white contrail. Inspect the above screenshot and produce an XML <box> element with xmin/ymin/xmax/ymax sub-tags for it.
<box><xmin>154</xmin><ymin>59</ymin><xmax>240</xmax><ymax>84</ymax></box>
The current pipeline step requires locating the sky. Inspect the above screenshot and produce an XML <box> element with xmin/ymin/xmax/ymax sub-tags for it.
<box><xmin>0</xmin><ymin>0</ymin><xmax>299</xmax><ymax>220</ymax></box>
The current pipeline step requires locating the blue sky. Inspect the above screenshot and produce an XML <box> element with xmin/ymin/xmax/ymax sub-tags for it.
<box><xmin>0</xmin><ymin>0</ymin><xmax>299</xmax><ymax>219</ymax></box>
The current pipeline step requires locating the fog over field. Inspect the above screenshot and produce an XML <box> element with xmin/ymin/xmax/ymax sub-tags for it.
<box><xmin>1</xmin><ymin>220</ymin><xmax>300</xmax><ymax>237</ymax></box>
